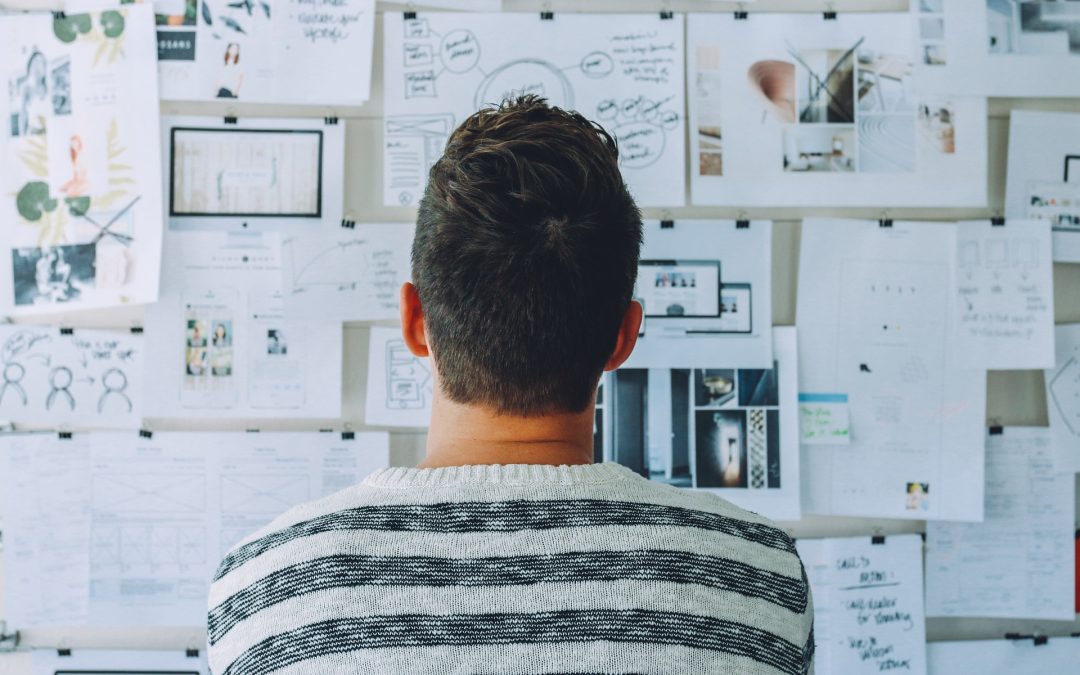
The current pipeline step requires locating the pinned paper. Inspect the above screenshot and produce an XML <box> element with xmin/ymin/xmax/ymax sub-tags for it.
<box><xmin>799</xmin><ymin>393</ymin><xmax>851</xmax><ymax>445</ymax></box>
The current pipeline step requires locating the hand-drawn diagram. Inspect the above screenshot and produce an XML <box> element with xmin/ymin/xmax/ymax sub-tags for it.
<box><xmin>220</xmin><ymin>474</ymin><xmax>310</xmax><ymax>514</ymax></box>
<box><xmin>92</xmin><ymin>524</ymin><xmax>207</xmax><ymax>567</ymax></box>
<box><xmin>1048</xmin><ymin>353</ymin><xmax>1080</xmax><ymax>437</ymax></box>
<box><xmin>384</xmin><ymin>13</ymin><xmax>686</xmax><ymax>207</ymax></box>
<box><xmin>386</xmin><ymin>338</ymin><xmax>431</xmax><ymax>409</ymax></box>
<box><xmin>0</xmin><ymin>326</ymin><xmax>142</xmax><ymax>427</ymax></box>
<box><xmin>365</xmin><ymin>326</ymin><xmax>432</xmax><ymax>427</ymax></box>
<box><xmin>92</xmin><ymin>473</ymin><xmax>207</xmax><ymax>513</ymax></box>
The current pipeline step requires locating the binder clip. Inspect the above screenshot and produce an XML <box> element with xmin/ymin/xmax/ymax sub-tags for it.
<box><xmin>324</xmin><ymin>116</ymin><xmax>339</xmax><ymax>125</ymax></box>
<box><xmin>660</xmin><ymin>10</ymin><xmax>674</xmax><ymax>20</ymax></box>
<box><xmin>139</xmin><ymin>429</ymin><xmax>153</xmax><ymax>439</ymax></box>
<box><xmin>341</xmin><ymin>218</ymin><xmax>356</xmax><ymax>229</ymax></box>
<box><xmin>403</xmin><ymin>11</ymin><xmax>417</xmax><ymax>20</ymax></box>
<box><xmin>878</xmin><ymin>219</ymin><xmax>893</xmax><ymax>228</ymax></box>
<box><xmin>0</xmin><ymin>623</ymin><xmax>19</xmax><ymax>653</ymax></box>
<box><xmin>245</xmin><ymin>428</ymin><xmax>261</xmax><ymax>433</ymax></box>
<box><xmin>130</xmin><ymin>326</ymin><xmax>144</xmax><ymax>334</ymax></box>
<box><xmin>660</xmin><ymin>219</ymin><xmax>674</xmax><ymax>229</ymax></box>
<box><xmin>223</xmin><ymin>116</ymin><xmax>238</xmax><ymax>125</ymax></box>
<box><xmin>57</xmin><ymin>648</ymin><xmax>72</xmax><ymax>657</ymax></box>
<box><xmin>186</xmin><ymin>648</ymin><xmax>200</xmax><ymax>658</ymax></box>
<box><xmin>734</xmin><ymin>3</ymin><xmax>748</xmax><ymax>20</ymax></box>
<box><xmin>58</xmin><ymin>431</ymin><xmax>73</xmax><ymax>440</ymax></box>
<box><xmin>871</xmin><ymin>534</ymin><xmax>886</xmax><ymax>545</ymax></box>
<box><xmin>59</xmin><ymin>327</ymin><xmax>74</xmax><ymax>335</ymax></box>
<box><xmin>991</xmin><ymin>216</ymin><xmax>1006</xmax><ymax>226</ymax></box>
<box><xmin>823</xmin><ymin>10</ymin><xmax>838</xmax><ymax>20</ymax></box>
<box><xmin>342</xmin><ymin>431</ymin><xmax>356</xmax><ymax>440</ymax></box>
<box><xmin>52</xmin><ymin>11</ymin><xmax>66</xmax><ymax>20</ymax></box>
<box><xmin>736</xmin><ymin>220</ymin><xmax>750</xmax><ymax>229</ymax></box>
<box><xmin>989</xmin><ymin>425</ymin><xmax>1004</xmax><ymax>435</ymax></box>
<box><xmin>540</xmin><ymin>11</ymin><xmax>554</xmax><ymax>20</ymax></box>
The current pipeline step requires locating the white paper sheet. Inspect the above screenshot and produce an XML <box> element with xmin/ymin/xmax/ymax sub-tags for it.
<box><xmin>144</xmin><ymin>231</ymin><xmax>343</xmax><ymax>420</ymax></box>
<box><xmin>0</xmin><ymin>325</ymin><xmax>142</xmax><ymax>428</ymax></box>
<box><xmin>916</xmin><ymin>0</ymin><xmax>1080</xmax><ymax>98</ymax></box>
<box><xmin>0</xmin><ymin>6</ymin><xmax>164</xmax><ymax>316</ymax></box>
<box><xmin>1046</xmin><ymin>323</ymin><xmax>1080</xmax><ymax>473</ymax></box>
<box><xmin>797</xmin><ymin>534</ymin><xmax>927</xmax><ymax>675</ymax></box>
<box><xmin>32</xmin><ymin>648</ymin><xmax>209</xmax><ymax>674</ymax></box>
<box><xmin>604</xmin><ymin>327</ymin><xmax>800</xmax><ymax>520</ymax></box>
<box><xmin>925</xmin><ymin>427</ymin><xmax>1075</xmax><ymax>620</ymax></box>
<box><xmin>798</xmin><ymin>219</ymin><xmax>986</xmax><ymax>521</ymax></box>
<box><xmin>928</xmin><ymin>637</ymin><xmax>1080</xmax><ymax>675</ymax></box>
<box><xmin>382</xmin><ymin>12</ymin><xmax>686</xmax><ymax>208</ymax></box>
<box><xmin>282</xmin><ymin>223</ymin><xmax>414</xmax><ymax>322</ymax></box>
<box><xmin>408</xmin><ymin>1</ymin><xmax>501</xmax><ymax>9</ymax></box>
<box><xmin>163</xmin><ymin>115</ymin><xmax>345</xmax><ymax>232</ymax></box>
<box><xmin>2</xmin><ymin>430</ymin><xmax>389</xmax><ymax>627</ymax></box>
<box><xmin>953</xmin><ymin>219</ymin><xmax>1055</xmax><ymax>369</ymax></box>
<box><xmin>687</xmin><ymin>12</ymin><xmax>987</xmax><ymax>207</ymax></box>
<box><xmin>0</xmin><ymin>433</ymin><xmax>92</xmax><ymax>628</ymax></box>
<box><xmin>626</xmin><ymin>220</ymin><xmax>772</xmax><ymax>369</ymax></box>
<box><xmin>365</xmin><ymin>324</ymin><xmax>432</xmax><ymax>428</ymax></box>
<box><xmin>1004</xmin><ymin>110</ymin><xmax>1080</xmax><ymax>262</ymax></box>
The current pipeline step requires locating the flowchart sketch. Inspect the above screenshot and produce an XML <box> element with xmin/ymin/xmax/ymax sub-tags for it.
<box><xmin>383</xmin><ymin>12</ymin><xmax>686</xmax><ymax>208</ymax></box>
<box><xmin>282</xmin><ymin>223</ymin><xmax>414</xmax><ymax>322</ymax></box>
<box><xmin>365</xmin><ymin>325</ymin><xmax>433</xmax><ymax>427</ymax></box>
<box><xmin>0</xmin><ymin>324</ymin><xmax>143</xmax><ymax>428</ymax></box>
<box><xmin>1046</xmin><ymin>323</ymin><xmax>1080</xmax><ymax>472</ymax></box>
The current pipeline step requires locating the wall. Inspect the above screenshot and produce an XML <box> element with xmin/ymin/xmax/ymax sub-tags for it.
<box><xmin>2</xmin><ymin>0</ymin><xmax>1080</xmax><ymax>670</ymax></box>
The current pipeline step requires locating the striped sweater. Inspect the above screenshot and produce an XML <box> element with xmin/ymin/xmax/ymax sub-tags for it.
<box><xmin>208</xmin><ymin>462</ymin><xmax>814</xmax><ymax>675</ymax></box>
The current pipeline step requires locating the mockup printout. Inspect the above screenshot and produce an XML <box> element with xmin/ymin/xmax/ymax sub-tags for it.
<box><xmin>928</xmin><ymin>637</ymin><xmax>1080</xmax><ymax>675</ymax></box>
<box><xmin>383</xmin><ymin>12</ymin><xmax>686</xmax><ymax>207</ymax></box>
<box><xmin>66</xmin><ymin>0</ymin><xmax>376</xmax><ymax>104</ymax></box>
<box><xmin>915</xmin><ymin>0</ymin><xmax>1080</xmax><ymax>98</ymax></box>
<box><xmin>626</xmin><ymin>220</ymin><xmax>772</xmax><ymax>369</ymax></box>
<box><xmin>687</xmin><ymin>12</ymin><xmax>987</xmax><ymax>208</ymax></box>
<box><xmin>32</xmin><ymin>648</ymin><xmax>209</xmax><ymax>675</ymax></box>
<box><xmin>282</xmin><ymin>223</ymin><xmax>415</xmax><ymax>322</ymax></box>
<box><xmin>1005</xmin><ymin>110</ymin><xmax>1080</xmax><ymax>262</ymax></box>
<box><xmin>0</xmin><ymin>325</ymin><xmax>142</xmax><ymax>428</ymax></box>
<box><xmin>0</xmin><ymin>431</ymin><xmax>390</xmax><ymax>627</ymax></box>
<box><xmin>953</xmin><ymin>219</ymin><xmax>1055</xmax><ymax>369</ymax></box>
<box><xmin>603</xmin><ymin>327</ymin><xmax>800</xmax><ymax>520</ymax></box>
<box><xmin>163</xmin><ymin>116</ymin><xmax>345</xmax><ymax>232</ymax></box>
<box><xmin>1046</xmin><ymin>323</ymin><xmax>1080</xmax><ymax>472</ymax></box>
<box><xmin>365</xmin><ymin>325</ymin><xmax>432</xmax><ymax>428</ymax></box>
<box><xmin>925</xmin><ymin>427</ymin><xmax>1075</xmax><ymax>620</ymax></box>
<box><xmin>0</xmin><ymin>6</ymin><xmax>164</xmax><ymax>316</ymax></box>
<box><xmin>797</xmin><ymin>535</ymin><xmax>927</xmax><ymax>675</ymax></box>
<box><xmin>798</xmin><ymin>219</ymin><xmax>986</xmax><ymax>521</ymax></box>
<box><xmin>144</xmin><ymin>231</ymin><xmax>343</xmax><ymax>420</ymax></box>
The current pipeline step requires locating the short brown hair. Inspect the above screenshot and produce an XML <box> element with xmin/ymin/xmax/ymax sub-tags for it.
<box><xmin>413</xmin><ymin>95</ymin><xmax>642</xmax><ymax>415</ymax></box>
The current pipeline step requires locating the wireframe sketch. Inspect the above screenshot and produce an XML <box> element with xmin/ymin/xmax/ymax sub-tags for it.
<box><xmin>386</xmin><ymin>338</ymin><xmax>431</xmax><ymax>409</ymax></box>
<box><xmin>384</xmin><ymin>13</ymin><xmax>686</xmax><ymax>207</ymax></box>
<box><xmin>92</xmin><ymin>473</ymin><xmax>207</xmax><ymax>513</ymax></box>
<box><xmin>220</xmin><ymin>474</ymin><xmax>310</xmax><ymax>514</ymax></box>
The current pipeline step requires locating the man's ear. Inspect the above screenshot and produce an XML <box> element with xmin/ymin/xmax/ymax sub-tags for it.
<box><xmin>399</xmin><ymin>282</ymin><xmax>429</xmax><ymax>358</ymax></box>
<box><xmin>604</xmin><ymin>300</ymin><xmax>642</xmax><ymax>372</ymax></box>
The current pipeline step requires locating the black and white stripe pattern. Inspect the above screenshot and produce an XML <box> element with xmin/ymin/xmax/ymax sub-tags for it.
<box><xmin>208</xmin><ymin>463</ymin><xmax>813</xmax><ymax>675</ymax></box>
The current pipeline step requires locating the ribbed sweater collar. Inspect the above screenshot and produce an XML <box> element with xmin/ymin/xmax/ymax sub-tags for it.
<box><xmin>363</xmin><ymin>462</ymin><xmax>637</xmax><ymax>488</ymax></box>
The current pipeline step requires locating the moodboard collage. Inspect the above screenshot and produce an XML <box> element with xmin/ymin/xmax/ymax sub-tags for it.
<box><xmin>0</xmin><ymin>1</ymin><xmax>1078</xmax><ymax>674</ymax></box>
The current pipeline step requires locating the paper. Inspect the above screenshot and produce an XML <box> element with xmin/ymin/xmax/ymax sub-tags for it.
<box><xmin>603</xmin><ymin>327</ymin><xmax>800</xmax><ymax>520</ymax></box>
<box><xmin>799</xmin><ymin>393</ymin><xmax>851</xmax><ymax>445</ymax></box>
<box><xmin>687</xmin><ymin>12</ymin><xmax>987</xmax><ymax>207</ymax></box>
<box><xmin>953</xmin><ymin>219</ymin><xmax>1055</xmax><ymax>369</ymax></box>
<box><xmin>144</xmin><ymin>231</ymin><xmax>342</xmax><ymax>420</ymax></box>
<box><xmin>0</xmin><ymin>6</ymin><xmax>164</xmax><ymax>316</ymax></box>
<box><xmin>1004</xmin><ymin>110</ymin><xmax>1080</xmax><ymax>262</ymax></box>
<box><xmin>282</xmin><ymin>222</ymin><xmax>414</xmax><ymax>322</ymax></box>
<box><xmin>365</xmin><ymin>325</ymin><xmax>432</xmax><ymax>428</ymax></box>
<box><xmin>382</xmin><ymin>12</ymin><xmax>686</xmax><ymax>207</ymax></box>
<box><xmin>928</xmin><ymin>638</ymin><xmax>1080</xmax><ymax>675</ymax></box>
<box><xmin>916</xmin><ymin>0</ymin><xmax>1080</xmax><ymax>98</ymax></box>
<box><xmin>797</xmin><ymin>535</ymin><xmax>927</xmax><ymax>675</ymax></box>
<box><xmin>925</xmin><ymin>427</ymin><xmax>1075</xmax><ymax>620</ymax></box>
<box><xmin>0</xmin><ymin>433</ymin><xmax>92</xmax><ymax>627</ymax></box>
<box><xmin>32</xmin><ymin>648</ymin><xmax>208</xmax><ymax>675</ymax></box>
<box><xmin>798</xmin><ymin>219</ymin><xmax>986</xmax><ymax>521</ymax></box>
<box><xmin>1</xmin><ymin>430</ymin><xmax>390</xmax><ymax>627</ymax></box>
<box><xmin>1046</xmin><ymin>323</ymin><xmax>1080</xmax><ymax>472</ymax></box>
<box><xmin>163</xmin><ymin>115</ymin><xmax>345</xmax><ymax>232</ymax></box>
<box><xmin>0</xmin><ymin>325</ymin><xmax>142</xmax><ymax>428</ymax></box>
<box><xmin>626</xmin><ymin>220</ymin><xmax>772</xmax><ymax>369</ymax></box>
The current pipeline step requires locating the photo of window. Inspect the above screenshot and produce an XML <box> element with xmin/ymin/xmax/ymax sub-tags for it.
<box><xmin>988</xmin><ymin>0</ymin><xmax>1080</xmax><ymax>56</ymax></box>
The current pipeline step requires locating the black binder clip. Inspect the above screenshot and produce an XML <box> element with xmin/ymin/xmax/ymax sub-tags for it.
<box><xmin>130</xmin><ymin>326</ymin><xmax>144</xmax><ymax>334</ymax></box>
<box><xmin>734</xmin><ymin>10</ymin><xmax>749</xmax><ymax>20</ymax></box>
<box><xmin>989</xmin><ymin>425</ymin><xmax>1004</xmax><ymax>435</ymax></box>
<box><xmin>879</xmin><ymin>219</ymin><xmax>893</xmax><ymax>228</ymax></box>
<box><xmin>660</xmin><ymin>10</ymin><xmax>674</xmax><ymax>20</ymax></box>
<box><xmin>139</xmin><ymin>429</ymin><xmax>153</xmax><ymax>439</ymax></box>
<box><xmin>245</xmin><ymin>428</ymin><xmax>260</xmax><ymax>433</ymax></box>
<box><xmin>0</xmin><ymin>627</ymin><xmax>20</xmax><ymax>652</ymax></box>
<box><xmin>342</xmin><ymin>431</ymin><xmax>356</xmax><ymax>440</ymax></box>
<box><xmin>58</xmin><ymin>431</ymin><xmax>73</xmax><ymax>440</ymax></box>
<box><xmin>224</xmin><ymin>116</ymin><xmax>238</xmax><ymax>125</ymax></box>
<box><xmin>991</xmin><ymin>216</ymin><xmax>1006</xmax><ymax>226</ymax></box>
<box><xmin>324</xmin><ymin>116</ymin><xmax>339</xmax><ymax>125</ymax></box>
<box><xmin>540</xmin><ymin>11</ymin><xmax>554</xmax><ymax>20</ymax></box>
<box><xmin>871</xmin><ymin>534</ymin><xmax>886</xmax><ymax>545</ymax></box>
<box><xmin>1034</xmin><ymin>636</ymin><xmax>1049</xmax><ymax>646</ymax></box>
<box><xmin>823</xmin><ymin>10</ymin><xmax>838</xmax><ymax>20</ymax></box>
<box><xmin>660</xmin><ymin>219</ymin><xmax>674</xmax><ymax>229</ymax></box>
<box><xmin>59</xmin><ymin>327</ymin><xmax>74</xmax><ymax>335</ymax></box>
<box><xmin>186</xmin><ymin>648</ymin><xmax>200</xmax><ymax>658</ymax></box>
<box><xmin>57</xmin><ymin>648</ymin><xmax>72</xmax><ymax>657</ymax></box>
<box><xmin>341</xmin><ymin>218</ymin><xmax>356</xmax><ymax>229</ymax></box>
<box><xmin>52</xmin><ymin>11</ymin><xmax>66</xmax><ymax>20</ymax></box>
<box><xmin>736</xmin><ymin>220</ymin><xmax>750</xmax><ymax>229</ymax></box>
<box><xmin>403</xmin><ymin>11</ymin><xmax>417</xmax><ymax>20</ymax></box>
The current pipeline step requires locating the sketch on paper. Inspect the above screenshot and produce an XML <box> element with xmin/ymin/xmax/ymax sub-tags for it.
<box><xmin>0</xmin><ymin>325</ymin><xmax>142</xmax><ymax>427</ymax></box>
<box><xmin>386</xmin><ymin>338</ymin><xmax>431</xmax><ymax>410</ymax></box>
<box><xmin>1</xmin><ymin>7</ymin><xmax>164</xmax><ymax>315</ymax></box>
<box><xmin>1046</xmin><ymin>324</ymin><xmax>1080</xmax><ymax>471</ymax></box>
<box><xmin>365</xmin><ymin>326</ymin><xmax>433</xmax><ymax>427</ymax></box>
<box><xmin>383</xmin><ymin>13</ymin><xmax>686</xmax><ymax>207</ymax></box>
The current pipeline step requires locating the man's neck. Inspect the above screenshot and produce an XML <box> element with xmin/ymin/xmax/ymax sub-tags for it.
<box><xmin>418</xmin><ymin>394</ymin><xmax>595</xmax><ymax>469</ymax></box>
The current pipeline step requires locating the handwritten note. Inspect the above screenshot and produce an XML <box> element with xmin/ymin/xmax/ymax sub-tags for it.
<box><xmin>953</xmin><ymin>220</ymin><xmax>1055</xmax><ymax>369</ymax></box>
<box><xmin>799</xmin><ymin>393</ymin><xmax>851</xmax><ymax>445</ymax></box>
<box><xmin>797</xmin><ymin>535</ymin><xmax>927</xmax><ymax>675</ymax></box>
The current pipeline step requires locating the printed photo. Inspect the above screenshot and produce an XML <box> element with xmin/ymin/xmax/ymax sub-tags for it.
<box><xmin>185</xmin><ymin>318</ymin><xmax>209</xmax><ymax>376</ymax></box>
<box><xmin>8</xmin><ymin>49</ymin><xmax>50</xmax><ymax>137</ymax></box>
<box><xmin>210</xmin><ymin>320</ymin><xmax>233</xmax><ymax>376</ymax></box>
<box><xmin>266</xmin><ymin>328</ymin><xmax>287</xmax><ymax>355</ymax></box>
<box><xmin>698</xmin><ymin>126</ymin><xmax>723</xmax><ymax>176</ymax></box>
<box><xmin>11</xmin><ymin>244</ymin><xmax>96</xmax><ymax>306</ymax></box>
<box><xmin>905</xmin><ymin>481</ymin><xmax>930</xmax><ymax>511</ymax></box>
<box><xmin>856</xmin><ymin>50</ymin><xmax>914</xmax><ymax>114</ymax></box>
<box><xmin>50</xmin><ymin>56</ymin><xmax>71</xmax><ymax>116</ymax></box>
<box><xmin>694</xmin><ymin>369</ymin><xmax>736</xmax><ymax>408</ymax></box>
<box><xmin>794</xmin><ymin>47</ymin><xmax>856</xmax><ymax>124</ymax></box>
<box><xmin>782</xmin><ymin>126</ymin><xmax>856</xmax><ymax>172</ymax></box>
<box><xmin>988</xmin><ymin>0</ymin><xmax>1080</xmax><ymax>55</ymax></box>
<box><xmin>918</xmin><ymin>102</ymin><xmax>956</xmax><ymax>155</ymax></box>
<box><xmin>738</xmin><ymin>365</ymin><xmax>779</xmax><ymax>407</ymax></box>
<box><xmin>215</xmin><ymin>42</ymin><xmax>243</xmax><ymax>99</ymax></box>
<box><xmin>858</xmin><ymin>114</ymin><xmax>916</xmax><ymax>172</ymax></box>
<box><xmin>695</xmin><ymin>409</ymin><xmax>748</xmax><ymax>488</ymax></box>
<box><xmin>748</xmin><ymin>59</ymin><xmax>796</xmax><ymax>124</ymax></box>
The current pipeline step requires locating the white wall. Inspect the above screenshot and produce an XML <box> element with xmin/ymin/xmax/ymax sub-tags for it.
<box><xmin>3</xmin><ymin>0</ymin><xmax>1080</xmax><ymax>670</ymax></box>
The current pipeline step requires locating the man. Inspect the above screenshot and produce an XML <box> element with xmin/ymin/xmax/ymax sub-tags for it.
<box><xmin>208</xmin><ymin>96</ymin><xmax>813</xmax><ymax>675</ymax></box>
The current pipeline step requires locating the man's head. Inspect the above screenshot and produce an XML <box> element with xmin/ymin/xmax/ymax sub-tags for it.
<box><xmin>401</xmin><ymin>95</ymin><xmax>643</xmax><ymax>417</ymax></box>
